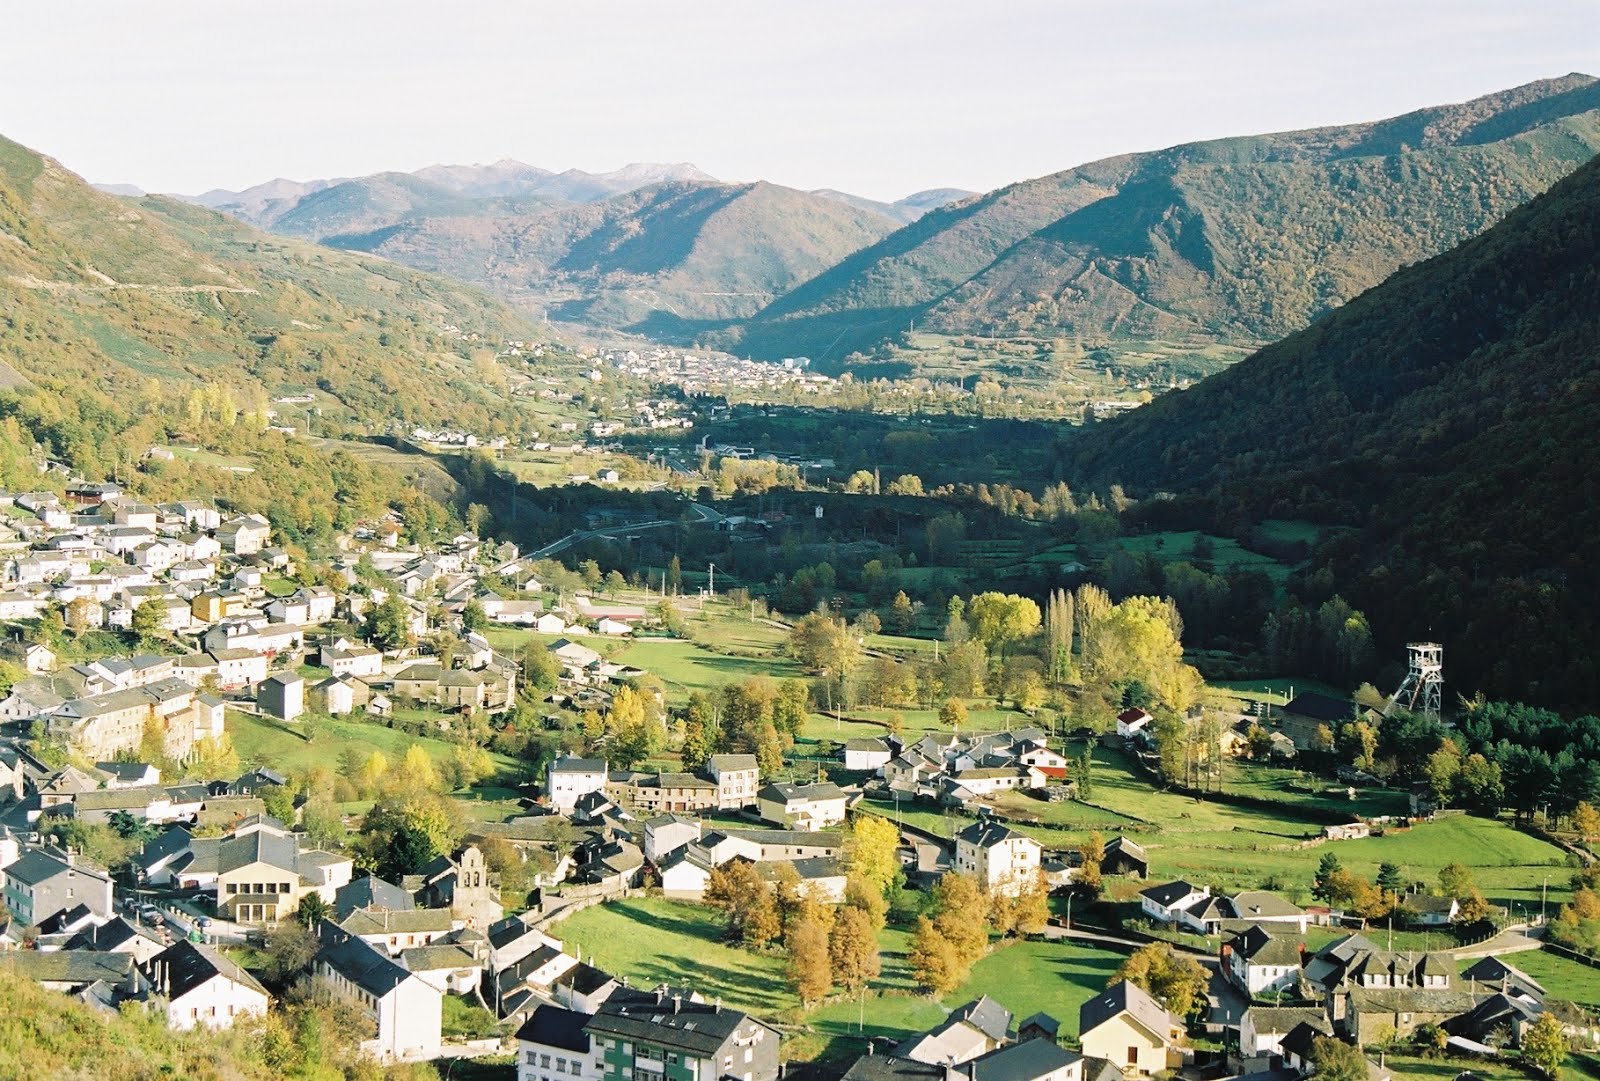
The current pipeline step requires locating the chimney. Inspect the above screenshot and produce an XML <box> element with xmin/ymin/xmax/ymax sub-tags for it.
<box><xmin>673</xmin><ymin>994</ymin><xmax>681</xmax><ymax>1014</ymax></box>
<box><xmin>715</xmin><ymin>996</ymin><xmax>721</xmax><ymax>1013</ymax></box>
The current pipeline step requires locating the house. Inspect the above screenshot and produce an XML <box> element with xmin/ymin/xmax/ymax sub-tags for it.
<box><xmin>757</xmin><ymin>781</ymin><xmax>847</xmax><ymax>830</ymax></box>
<box><xmin>1116</xmin><ymin>709</ymin><xmax>1153</xmax><ymax>738</ymax></box>
<box><xmin>438</xmin><ymin>668</ymin><xmax>486</xmax><ymax>711</ymax></box>
<box><xmin>954</xmin><ymin>819</ymin><xmax>1042</xmax><ymax>896</ymax></box>
<box><xmin>265</xmin><ymin>596</ymin><xmax>311</xmax><ymax>625</ymax></box>
<box><xmin>144</xmin><ymin>940</ymin><xmax>270</xmax><ymax>1031</ymax></box>
<box><xmin>2</xmin><ymin>846</ymin><xmax>115</xmax><ymax>926</ymax></box>
<box><xmin>1278</xmin><ymin>693</ymin><xmax>1355</xmax><ymax>749</ymax></box>
<box><xmin>642</xmin><ymin>814</ymin><xmax>701</xmax><ymax>863</ymax></box>
<box><xmin>1407</xmin><ymin>895</ymin><xmax>1460</xmax><ymax>927</ymax></box>
<box><xmin>207</xmin><ymin>824</ymin><xmax>353</xmax><ymax>923</ymax></box>
<box><xmin>257</xmin><ymin>672</ymin><xmax>304</xmax><ymax>721</ymax></box>
<box><xmin>1323</xmin><ymin>822</ymin><xmax>1372</xmax><ymax>841</ymax></box>
<box><xmin>658</xmin><ymin>846</ymin><xmax>717</xmax><ymax>900</ymax></box>
<box><xmin>1459</xmin><ymin>957</ymin><xmax>1546</xmax><ymax>1001</ymax></box>
<box><xmin>1139</xmin><ymin>880</ymin><xmax>1210</xmax><ymax>925</ymax></box>
<box><xmin>312</xmin><ymin>674</ymin><xmax>370</xmax><ymax>716</ymax></box>
<box><xmin>339</xmin><ymin>906</ymin><xmax>458</xmax><ymax>956</ymax></box>
<box><xmin>1223</xmin><ymin>924</ymin><xmax>1305</xmax><ymax>996</ymax></box>
<box><xmin>315</xmin><ymin>924</ymin><xmax>443</xmax><ymax>1063</ymax></box>
<box><xmin>1</xmin><ymin>640</ymin><xmax>57</xmax><ymax>674</ymax></box>
<box><xmin>708</xmin><ymin>754</ymin><xmax>760</xmax><ymax>809</ymax></box>
<box><xmin>1078</xmin><ymin>980</ymin><xmax>1183</xmax><ymax>1077</ymax></box>
<box><xmin>585</xmin><ymin>990</ymin><xmax>782</xmax><ymax>1081</ymax></box>
<box><xmin>217</xmin><ymin>514</ymin><xmax>271</xmax><ymax>555</ymax></box>
<box><xmin>594</xmin><ymin>617</ymin><xmax>632</xmax><ymax>636</ymax></box>
<box><xmin>1240</xmin><ymin>1006</ymin><xmax>1330</xmax><ymax>1058</ymax></box>
<box><xmin>844</xmin><ymin>737</ymin><xmax>893</xmax><ymax>773</ymax></box>
<box><xmin>335</xmin><ymin>875</ymin><xmax>418</xmax><ymax>920</ymax></box>
<box><xmin>1101</xmin><ymin>836</ymin><xmax>1149</xmax><ymax>878</ymax></box>
<box><xmin>0</xmin><ymin>949</ymin><xmax>139</xmax><ymax>997</ymax></box>
<box><xmin>533</xmin><ymin>613</ymin><xmax>567</xmax><ymax>635</ymax></box>
<box><xmin>516</xmin><ymin>1003</ymin><xmax>593</xmax><ymax>1081</ymax></box>
<box><xmin>393</xmin><ymin>662</ymin><xmax>443</xmax><ymax>702</ymax></box>
<box><xmin>970</xmin><ymin>1039</ymin><xmax>1084</xmax><ymax>1081</ymax></box>
<box><xmin>63</xmin><ymin>914</ymin><xmax>167</xmax><ymax>964</ymax></box>
<box><xmin>209</xmin><ymin>647</ymin><xmax>268</xmax><ymax>690</ymax></box>
<box><xmin>322</xmin><ymin>643</ymin><xmax>384</xmax><ymax>678</ymax></box>
<box><xmin>755</xmin><ymin>857</ymin><xmax>848</xmax><ymax>903</ymax></box>
<box><xmin>1226</xmin><ymin>890</ymin><xmax>1309</xmax><ymax>932</ymax></box>
<box><xmin>549</xmin><ymin>756</ymin><xmax>609</xmax><ymax>814</ymax></box>
<box><xmin>894</xmin><ymin>996</ymin><xmax>1014</xmax><ymax>1065</ymax></box>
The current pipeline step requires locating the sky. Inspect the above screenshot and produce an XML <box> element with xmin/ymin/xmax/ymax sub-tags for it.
<box><xmin>5</xmin><ymin>0</ymin><xmax>1598</xmax><ymax>202</ymax></box>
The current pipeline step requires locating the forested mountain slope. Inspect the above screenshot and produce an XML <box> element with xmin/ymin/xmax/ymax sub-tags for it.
<box><xmin>1066</xmin><ymin>150</ymin><xmax>1600</xmax><ymax>706</ymax></box>
<box><xmin>725</xmin><ymin>74</ymin><xmax>1600</xmax><ymax>366</ymax></box>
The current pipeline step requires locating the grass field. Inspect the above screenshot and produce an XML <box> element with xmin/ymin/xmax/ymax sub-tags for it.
<box><xmin>1475</xmin><ymin>949</ymin><xmax>1600</xmax><ymax>1011</ymax></box>
<box><xmin>553</xmin><ymin>898</ymin><xmax>1134</xmax><ymax>1062</ymax></box>
<box><xmin>1087</xmin><ymin>530</ymin><xmax>1298</xmax><ymax>584</ymax></box>
<box><xmin>617</xmin><ymin>639</ymin><xmax>806</xmax><ymax>700</ymax></box>
<box><xmin>227</xmin><ymin>710</ymin><xmax>527</xmax><ymax>784</ymax></box>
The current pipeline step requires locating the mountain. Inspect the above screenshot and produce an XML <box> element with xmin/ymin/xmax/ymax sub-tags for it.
<box><xmin>724</xmin><ymin>74</ymin><xmax>1600</xmax><ymax>366</ymax></box>
<box><xmin>307</xmin><ymin>179</ymin><xmax>902</xmax><ymax>335</ymax></box>
<box><xmin>1065</xmin><ymin>148</ymin><xmax>1600</xmax><ymax>706</ymax></box>
<box><xmin>196</xmin><ymin>160</ymin><xmax>719</xmax><ymax>225</ymax></box>
<box><xmin>811</xmin><ymin>186</ymin><xmax>976</xmax><ymax>224</ymax></box>
<box><xmin>0</xmin><ymin>130</ymin><xmax>579</xmax><ymax>527</ymax></box>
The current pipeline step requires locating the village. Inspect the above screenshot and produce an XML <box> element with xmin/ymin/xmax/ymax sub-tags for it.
<box><xmin>0</xmin><ymin>473</ymin><xmax>1596</xmax><ymax>1081</ymax></box>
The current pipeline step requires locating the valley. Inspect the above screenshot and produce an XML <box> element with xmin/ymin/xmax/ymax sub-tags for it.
<box><xmin>1</xmin><ymin>23</ymin><xmax>1598</xmax><ymax>1081</ymax></box>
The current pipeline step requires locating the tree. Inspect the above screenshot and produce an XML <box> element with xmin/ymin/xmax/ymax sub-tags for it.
<box><xmin>938</xmin><ymin>697</ymin><xmax>969</xmax><ymax>733</ymax></box>
<box><xmin>786</xmin><ymin>910</ymin><xmax>834</xmax><ymax>1006</ymax></box>
<box><xmin>908</xmin><ymin>916</ymin><xmax>964</xmax><ymax>995</ymax></box>
<box><xmin>931</xmin><ymin>871</ymin><xmax>989</xmax><ymax>964</ymax></box>
<box><xmin>130</xmin><ymin>598</ymin><xmax>165</xmax><ymax>646</ymax></box>
<box><xmin>367</xmin><ymin>592</ymin><xmax>415</xmax><ymax>651</ymax></box>
<box><xmin>1574</xmin><ymin>800</ymin><xmax>1600</xmax><ymax>842</ymax></box>
<box><xmin>1012</xmin><ymin>872</ymin><xmax>1051</xmax><ymax>936</ymax></box>
<box><xmin>604</xmin><ymin>570</ymin><xmax>627</xmax><ymax>596</ymax></box>
<box><xmin>1438</xmin><ymin>863</ymin><xmax>1475</xmax><ymax>901</ymax></box>
<box><xmin>966</xmin><ymin>592</ymin><xmax>1042</xmax><ymax>658</ymax></box>
<box><xmin>1309</xmin><ymin>1036</ymin><xmax>1369</xmax><ymax>1081</ymax></box>
<box><xmin>844</xmin><ymin>815</ymin><xmax>901</xmax><ymax>898</ymax></box>
<box><xmin>829</xmin><ymin>904</ymin><xmax>881</xmax><ymax>994</ymax></box>
<box><xmin>667</xmin><ymin>555</ymin><xmax>683</xmax><ymax>594</ymax></box>
<box><xmin>295</xmin><ymin>891</ymin><xmax>331</xmax><ymax>928</ymax></box>
<box><xmin>1246</xmin><ymin>723</ymin><xmax>1274</xmax><ymax>760</ymax></box>
<box><xmin>706</xmin><ymin>860</ymin><xmax>781</xmax><ymax>949</ymax></box>
<box><xmin>1313</xmin><ymin>853</ymin><xmax>1343</xmax><ymax>902</ymax></box>
<box><xmin>263</xmin><ymin>919</ymin><xmax>319</xmax><ymax>983</ymax></box>
<box><xmin>889</xmin><ymin>591</ymin><xmax>915</xmax><ymax>634</ymax></box>
<box><xmin>461</xmin><ymin>599</ymin><xmax>488</xmax><ymax>632</ymax></box>
<box><xmin>1115</xmin><ymin>943</ymin><xmax>1208</xmax><ymax>1018</ymax></box>
<box><xmin>1376</xmin><ymin>862</ymin><xmax>1404</xmax><ymax>896</ymax></box>
<box><xmin>1522</xmin><ymin>1012</ymin><xmax>1568</xmax><ymax>1080</ymax></box>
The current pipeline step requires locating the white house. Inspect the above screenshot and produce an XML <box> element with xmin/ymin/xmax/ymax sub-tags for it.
<box><xmin>757</xmin><ymin>781</ymin><xmax>847</xmax><ymax>830</ymax></box>
<box><xmin>1224</xmin><ymin>925</ymin><xmax>1304</xmax><ymax>996</ymax></box>
<box><xmin>707</xmin><ymin>754</ymin><xmax>760</xmax><ymax>809</ymax></box>
<box><xmin>547</xmin><ymin>756</ymin><xmax>608</xmax><ymax>814</ymax></box>
<box><xmin>642</xmin><ymin>814</ymin><xmax>702</xmax><ymax>863</ymax></box>
<box><xmin>1139</xmin><ymin>880</ymin><xmax>1210</xmax><ymax>924</ymax></box>
<box><xmin>594</xmin><ymin>617</ymin><xmax>632</xmax><ymax>636</ymax></box>
<box><xmin>954</xmin><ymin>819</ymin><xmax>1042</xmax><ymax>896</ymax></box>
<box><xmin>843</xmin><ymin>737</ymin><xmax>893</xmax><ymax>773</ymax></box>
<box><xmin>1117</xmin><ymin>708</ymin><xmax>1153</xmax><ymax>738</ymax></box>
<box><xmin>515</xmin><ymin>1004</ymin><xmax>594</xmax><ymax>1081</ymax></box>
<box><xmin>322</xmin><ymin>643</ymin><xmax>384</xmax><ymax>678</ymax></box>
<box><xmin>145</xmin><ymin>940</ymin><xmax>270</xmax><ymax>1031</ymax></box>
<box><xmin>1240</xmin><ymin>1006</ymin><xmax>1330</xmax><ymax>1058</ymax></box>
<box><xmin>317</xmin><ymin>928</ymin><xmax>443</xmax><ymax>1063</ymax></box>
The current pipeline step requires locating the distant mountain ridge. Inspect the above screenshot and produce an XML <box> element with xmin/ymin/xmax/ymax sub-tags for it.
<box><xmin>1065</xmin><ymin>146</ymin><xmax>1600</xmax><ymax>705</ymax></box>
<box><xmin>721</xmin><ymin>73</ymin><xmax>1600</xmax><ymax>366</ymax></box>
<box><xmin>164</xmin><ymin>161</ymin><xmax>972</xmax><ymax>336</ymax></box>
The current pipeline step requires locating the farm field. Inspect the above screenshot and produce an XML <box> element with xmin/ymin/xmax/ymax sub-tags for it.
<box><xmin>226</xmin><ymin>710</ymin><xmax>526</xmax><ymax>787</ymax></box>
<box><xmin>554</xmin><ymin>898</ymin><xmax>1135</xmax><ymax>1063</ymax></box>
<box><xmin>617</xmin><ymin>638</ymin><xmax>806</xmax><ymax>700</ymax></box>
<box><xmin>1473</xmin><ymin>949</ymin><xmax>1600</xmax><ymax>1011</ymax></box>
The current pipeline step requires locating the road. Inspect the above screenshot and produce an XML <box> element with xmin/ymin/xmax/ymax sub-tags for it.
<box><xmin>527</xmin><ymin>499</ymin><xmax>723</xmax><ymax>559</ymax></box>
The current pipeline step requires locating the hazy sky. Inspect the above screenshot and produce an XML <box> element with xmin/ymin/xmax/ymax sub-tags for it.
<box><xmin>6</xmin><ymin>1</ymin><xmax>1598</xmax><ymax>201</ymax></box>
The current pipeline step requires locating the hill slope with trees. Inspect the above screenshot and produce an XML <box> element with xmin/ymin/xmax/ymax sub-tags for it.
<box><xmin>723</xmin><ymin>74</ymin><xmax>1600</xmax><ymax>367</ymax></box>
<box><xmin>1064</xmin><ymin>148</ymin><xmax>1600</xmax><ymax>706</ymax></box>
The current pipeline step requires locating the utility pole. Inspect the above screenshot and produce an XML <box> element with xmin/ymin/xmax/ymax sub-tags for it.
<box><xmin>707</xmin><ymin>562</ymin><xmax>715</xmax><ymax>598</ymax></box>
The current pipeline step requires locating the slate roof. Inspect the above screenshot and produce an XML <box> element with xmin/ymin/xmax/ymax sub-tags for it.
<box><xmin>1140</xmin><ymin>880</ymin><xmax>1204</xmax><ymax>907</ymax></box>
<box><xmin>971</xmin><ymin>1038</ymin><xmax>1083</xmax><ymax>1081</ymax></box>
<box><xmin>149</xmin><ymin>939</ymin><xmax>267</xmax><ymax>1000</ymax></box>
<box><xmin>334</xmin><ymin>875</ymin><xmax>416</xmax><ymax>919</ymax></box>
<box><xmin>953</xmin><ymin>995</ymin><xmax>1013</xmax><ymax>1043</ymax></box>
<box><xmin>340</xmin><ymin>906</ymin><xmax>454</xmax><ymax>937</ymax></box>
<box><xmin>318</xmin><ymin>933</ymin><xmax>414</xmax><ymax>997</ymax></box>
<box><xmin>588</xmin><ymin>993</ymin><xmax>760</xmax><ymax>1055</ymax></box>
<box><xmin>956</xmin><ymin>820</ymin><xmax>1033</xmax><ymax>849</ymax></box>
<box><xmin>551</xmin><ymin>960</ymin><xmax>615</xmax><ymax>996</ymax></box>
<box><xmin>1248</xmin><ymin>1006</ymin><xmax>1329</xmax><ymax>1035</ymax></box>
<box><xmin>0</xmin><ymin>949</ymin><xmax>132</xmax><ymax>985</ymax></box>
<box><xmin>1229</xmin><ymin>891</ymin><xmax>1305</xmax><ymax>920</ymax></box>
<box><xmin>515</xmin><ymin>1003</ymin><xmax>593</xmax><ymax>1053</ymax></box>
<box><xmin>758</xmin><ymin>780</ymin><xmax>846</xmax><ymax>803</ymax></box>
<box><xmin>550</xmin><ymin>755</ymin><xmax>607</xmax><ymax>773</ymax></box>
<box><xmin>1228</xmin><ymin>924</ymin><xmax>1305</xmax><ymax>966</ymax></box>
<box><xmin>1282</xmin><ymin>693</ymin><xmax>1355</xmax><ymax>723</ymax></box>
<box><xmin>1080</xmin><ymin>980</ymin><xmax>1172</xmax><ymax>1040</ymax></box>
<box><xmin>842</xmin><ymin>1057</ymin><xmax>948</xmax><ymax>1081</ymax></box>
<box><xmin>1459</xmin><ymin>957</ymin><xmax>1546</xmax><ymax>998</ymax></box>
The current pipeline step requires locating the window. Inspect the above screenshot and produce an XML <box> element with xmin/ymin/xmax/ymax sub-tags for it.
<box><xmin>557</xmin><ymin>1059</ymin><xmax>567</xmax><ymax>1072</ymax></box>
<box><xmin>541</xmin><ymin>1056</ymin><xmax>552</xmax><ymax>1068</ymax></box>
